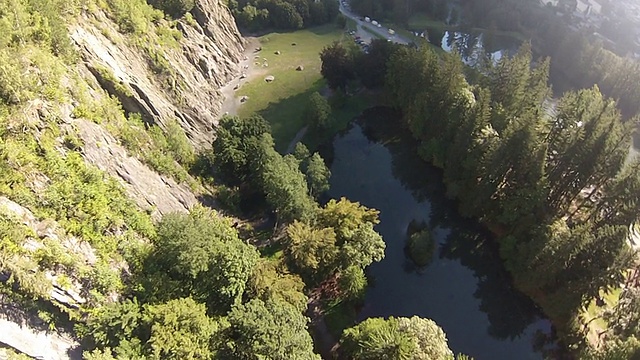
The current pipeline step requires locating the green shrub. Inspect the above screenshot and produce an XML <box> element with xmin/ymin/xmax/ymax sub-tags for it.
<box><xmin>148</xmin><ymin>0</ymin><xmax>195</xmax><ymax>18</ymax></box>
<box><xmin>106</xmin><ymin>0</ymin><xmax>163</xmax><ymax>34</ymax></box>
<box><xmin>165</xmin><ymin>119</ymin><xmax>194</xmax><ymax>165</ymax></box>
<box><xmin>406</xmin><ymin>228</ymin><xmax>435</xmax><ymax>267</ymax></box>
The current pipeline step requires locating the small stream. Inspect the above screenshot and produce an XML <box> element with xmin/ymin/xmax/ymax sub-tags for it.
<box><xmin>323</xmin><ymin>108</ymin><xmax>555</xmax><ymax>359</ymax></box>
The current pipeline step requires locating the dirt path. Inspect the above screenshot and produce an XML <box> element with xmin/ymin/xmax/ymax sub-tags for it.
<box><xmin>286</xmin><ymin>126</ymin><xmax>308</xmax><ymax>153</ymax></box>
<box><xmin>307</xmin><ymin>291</ymin><xmax>339</xmax><ymax>359</ymax></box>
<box><xmin>219</xmin><ymin>37</ymin><xmax>263</xmax><ymax>117</ymax></box>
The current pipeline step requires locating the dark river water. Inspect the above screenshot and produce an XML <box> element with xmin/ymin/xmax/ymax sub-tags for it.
<box><xmin>324</xmin><ymin>108</ymin><xmax>554</xmax><ymax>359</ymax></box>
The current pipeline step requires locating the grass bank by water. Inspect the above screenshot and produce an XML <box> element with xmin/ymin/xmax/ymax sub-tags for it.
<box><xmin>236</xmin><ymin>24</ymin><xmax>349</xmax><ymax>151</ymax></box>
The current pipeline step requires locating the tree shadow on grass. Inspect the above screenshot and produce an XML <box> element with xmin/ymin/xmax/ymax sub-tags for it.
<box><xmin>257</xmin><ymin>80</ymin><xmax>325</xmax><ymax>152</ymax></box>
<box><xmin>308</xmin><ymin>24</ymin><xmax>344</xmax><ymax>36</ymax></box>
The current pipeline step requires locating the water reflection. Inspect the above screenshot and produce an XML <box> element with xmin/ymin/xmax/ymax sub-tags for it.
<box><xmin>414</xmin><ymin>26</ymin><xmax>522</xmax><ymax>65</ymax></box>
<box><xmin>324</xmin><ymin>107</ymin><xmax>553</xmax><ymax>359</ymax></box>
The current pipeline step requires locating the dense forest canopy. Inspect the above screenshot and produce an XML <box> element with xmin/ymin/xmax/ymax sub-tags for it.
<box><xmin>346</xmin><ymin>0</ymin><xmax>640</xmax><ymax>118</ymax></box>
<box><xmin>320</xmin><ymin>35</ymin><xmax>640</xmax><ymax>357</ymax></box>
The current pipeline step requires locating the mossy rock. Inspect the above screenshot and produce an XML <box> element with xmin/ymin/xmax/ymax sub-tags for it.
<box><xmin>406</xmin><ymin>228</ymin><xmax>435</xmax><ymax>267</ymax></box>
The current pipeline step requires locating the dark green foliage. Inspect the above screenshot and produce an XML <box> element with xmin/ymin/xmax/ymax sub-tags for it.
<box><xmin>320</xmin><ymin>42</ymin><xmax>356</xmax><ymax>90</ymax></box>
<box><xmin>147</xmin><ymin>0</ymin><xmax>195</xmax><ymax>18</ymax></box>
<box><xmin>253</xmin><ymin>134</ymin><xmax>317</xmax><ymax>223</ymax></box>
<box><xmin>384</xmin><ymin>42</ymin><xmax>635</xmax><ymax>330</ymax></box>
<box><xmin>305</xmin><ymin>152</ymin><xmax>331</xmax><ymax>197</ymax></box>
<box><xmin>212</xmin><ymin>115</ymin><xmax>271</xmax><ymax>185</ymax></box>
<box><xmin>306</xmin><ymin>91</ymin><xmax>332</xmax><ymax>129</ymax></box>
<box><xmin>230</xmin><ymin>0</ymin><xmax>339</xmax><ymax>30</ymax></box>
<box><xmin>226</xmin><ymin>298</ymin><xmax>320</xmax><ymax>360</ymax></box>
<box><xmin>406</xmin><ymin>228</ymin><xmax>434</xmax><ymax>267</ymax></box>
<box><xmin>355</xmin><ymin>39</ymin><xmax>401</xmax><ymax>89</ymax></box>
<box><xmin>270</xmin><ymin>2</ymin><xmax>304</xmax><ymax>29</ymax></box>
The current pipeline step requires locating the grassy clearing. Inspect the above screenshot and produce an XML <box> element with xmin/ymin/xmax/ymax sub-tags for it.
<box><xmin>582</xmin><ymin>287</ymin><xmax>622</xmax><ymax>341</ymax></box>
<box><xmin>236</xmin><ymin>24</ymin><xmax>349</xmax><ymax>150</ymax></box>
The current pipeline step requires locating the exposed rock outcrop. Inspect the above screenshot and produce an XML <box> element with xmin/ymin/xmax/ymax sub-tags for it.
<box><xmin>71</xmin><ymin>0</ymin><xmax>245</xmax><ymax>148</ymax></box>
<box><xmin>75</xmin><ymin>119</ymin><xmax>199</xmax><ymax>218</ymax></box>
<box><xmin>0</xmin><ymin>304</ymin><xmax>81</xmax><ymax>360</ymax></box>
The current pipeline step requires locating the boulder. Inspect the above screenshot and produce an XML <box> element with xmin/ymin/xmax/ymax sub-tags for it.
<box><xmin>240</xmin><ymin>95</ymin><xmax>249</xmax><ymax>102</ymax></box>
<box><xmin>274</xmin><ymin>50</ymin><xmax>281</xmax><ymax>55</ymax></box>
<box><xmin>264</xmin><ymin>75</ymin><xmax>275</xmax><ymax>82</ymax></box>
<box><xmin>291</xmin><ymin>42</ymin><xmax>297</xmax><ymax>46</ymax></box>
<box><xmin>296</xmin><ymin>65</ymin><xmax>304</xmax><ymax>71</ymax></box>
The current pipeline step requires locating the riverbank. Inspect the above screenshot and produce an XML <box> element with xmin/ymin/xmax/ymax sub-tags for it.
<box><xmin>322</xmin><ymin>108</ymin><xmax>555</xmax><ymax>359</ymax></box>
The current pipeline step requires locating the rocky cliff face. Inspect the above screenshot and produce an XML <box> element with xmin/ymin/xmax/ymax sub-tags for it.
<box><xmin>71</xmin><ymin>0</ymin><xmax>244</xmax><ymax>148</ymax></box>
<box><xmin>0</xmin><ymin>0</ymin><xmax>243</xmax><ymax>358</ymax></box>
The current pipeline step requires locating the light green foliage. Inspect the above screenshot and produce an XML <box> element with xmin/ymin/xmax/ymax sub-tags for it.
<box><xmin>283</xmin><ymin>198</ymin><xmax>384</xmax><ymax>287</ymax></box>
<box><xmin>339</xmin><ymin>222</ymin><xmax>385</xmax><ymax>269</ymax></box>
<box><xmin>583</xmin><ymin>336</ymin><xmax>640</xmax><ymax>360</ymax></box>
<box><xmin>0</xmin><ymin>213</ymin><xmax>51</xmax><ymax>298</ymax></box>
<box><xmin>114</xmin><ymin>114</ymin><xmax>194</xmax><ymax>184</ymax></box>
<box><xmin>142</xmin><ymin>298</ymin><xmax>216</xmax><ymax>359</ymax></box>
<box><xmin>305</xmin><ymin>152</ymin><xmax>331</xmax><ymax>197</ymax></box>
<box><xmin>164</xmin><ymin>119</ymin><xmax>195</xmax><ymax>165</ymax></box>
<box><xmin>317</xmin><ymin>197</ymin><xmax>380</xmax><ymax>240</ymax></box>
<box><xmin>83</xmin><ymin>297</ymin><xmax>216</xmax><ymax>359</ymax></box>
<box><xmin>226</xmin><ymin>298</ymin><xmax>321</xmax><ymax>360</ymax></box>
<box><xmin>338</xmin><ymin>266</ymin><xmax>367</xmax><ymax>301</ymax></box>
<box><xmin>146</xmin><ymin>206</ymin><xmax>259</xmax><ymax>311</ymax></box>
<box><xmin>321</xmin><ymin>198</ymin><xmax>385</xmax><ymax>270</ymax></box>
<box><xmin>246</xmin><ymin>259</ymin><xmax>308</xmax><ymax>312</ymax></box>
<box><xmin>306</xmin><ymin>91</ymin><xmax>332</xmax><ymax>129</ymax></box>
<box><xmin>40</xmin><ymin>151</ymin><xmax>154</xmax><ymax>254</ymax></box>
<box><xmin>340</xmin><ymin>316</ymin><xmax>453</xmax><ymax>360</ymax></box>
<box><xmin>83</xmin><ymin>348</ymin><xmax>118</xmax><ymax>360</ymax></box>
<box><xmin>396</xmin><ymin>316</ymin><xmax>454</xmax><ymax>360</ymax></box>
<box><xmin>285</xmin><ymin>220</ymin><xmax>338</xmax><ymax>276</ymax></box>
<box><xmin>292</xmin><ymin>142</ymin><xmax>311</xmax><ymax>164</ymax></box>
<box><xmin>103</xmin><ymin>0</ymin><xmax>163</xmax><ymax>35</ymax></box>
<box><xmin>0</xmin><ymin>348</ymin><xmax>36</xmax><ymax>360</ymax></box>
<box><xmin>604</xmin><ymin>287</ymin><xmax>640</xmax><ymax>339</ymax></box>
<box><xmin>340</xmin><ymin>317</ymin><xmax>415</xmax><ymax>360</ymax></box>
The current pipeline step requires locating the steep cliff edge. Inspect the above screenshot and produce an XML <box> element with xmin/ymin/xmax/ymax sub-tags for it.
<box><xmin>71</xmin><ymin>0</ymin><xmax>244</xmax><ymax>148</ymax></box>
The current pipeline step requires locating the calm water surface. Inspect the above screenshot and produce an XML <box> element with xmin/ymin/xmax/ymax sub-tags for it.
<box><xmin>324</xmin><ymin>109</ymin><xmax>553</xmax><ymax>359</ymax></box>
